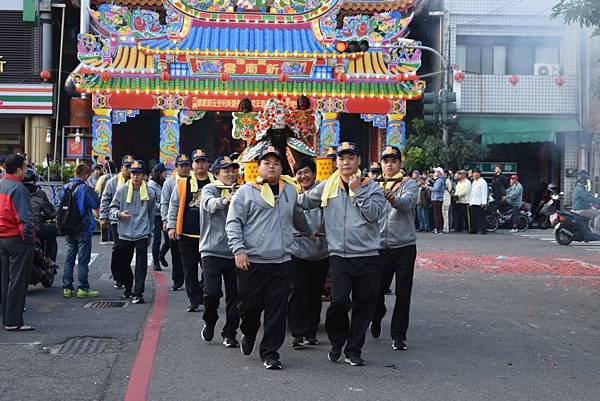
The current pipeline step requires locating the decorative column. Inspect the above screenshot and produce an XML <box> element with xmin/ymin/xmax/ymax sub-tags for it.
<box><xmin>91</xmin><ymin>108</ymin><xmax>113</xmax><ymax>162</ymax></box>
<box><xmin>160</xmin><ymin>109</ymin><xmax>180</xmax><ymax>169</ymax></box>
<box><xmin>386</xmin><ymin>114</ymin><xmax>406</xmax><ymax>149</ymax></box>
<box><xmin>319</xmin><ymin>112</ymin><xmax>340</xmax><ymax>154</ymax></box>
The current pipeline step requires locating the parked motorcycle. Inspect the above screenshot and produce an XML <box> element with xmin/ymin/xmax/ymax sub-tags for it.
<box><xmin>537</xmin><ymin>185</ymin><xmax>561</xmax><ymax>229</ymax></box>
<box><xmin>551</xmin><ymin>210</ymin><xmax>600</xmax><ymax>245</ymax></box>
<box><xmin>29</xmin><ymin>239</ymin><xmax>58</xmax><ymax>288</ymax></box>
<box><xmin>485</xmin><ymin>203</ymin><xmax>530</xmax><ymax>232</ymax></box>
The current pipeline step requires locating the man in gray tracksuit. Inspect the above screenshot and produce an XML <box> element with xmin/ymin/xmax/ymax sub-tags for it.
<box><xmin>160</xmin><ymin>154</ymin><xmax>190</xmax><ymax>291</ymax></box>
<box><xmin>226</xmin><ymin>146</ymin><xmax>311</xmax><ymax>370</ymax></box>
<box><xmin>297</xmin><ymin>142</ymin><xmax>385</xmax><ymax>367</ymax></box>
<box><xmin>109</xmin><ymin>160</ymin><xmax>156</xmax><ymax>304</ymax></box>
<box><xmin>199</xmin><ymin>156</ymin><xmax>240</xmax><ymax>348</ymax></box>
<box><xmin>100</xmin><ymin>155</ymin><xmax>134</xmax><ymax>288</ymax></box>
<box><xmin>370</xmin><ymin>146</ymin><xmax>418</xmax><ymax>351</ymax></box>
<box><xmin>287</xmin><ymin>158</ymin><xmax>329</xmax><ymax>348</ymax></box>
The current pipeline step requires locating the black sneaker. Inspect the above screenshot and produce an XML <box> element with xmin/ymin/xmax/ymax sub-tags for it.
<box><xmin>170</xmin><ymin>285</ymin><xmax>183</xmax><ymax>291</ymax></box>
<box><xmin>123</xmin><ymin>289</ymin><xmax>133</xmax><ymax>299</ymax></box>
<box><xmin>131</xmin><ymin>296</ymin><xmax>145</xmax><ymax>304</ymax></box>
<box><xmin>153</xmin><ymin>263</ymin><xmax>162</xmax><ymax>272</ymax></box>
<box><xmin>263</xmin><ymin>358</ymin><xmax>282</xmax><ymax>370</ymax></box>
<box><xmin>291</xmin><ymin>336</ymin><xmax>305</xmax><ymax>349</ymax></box>
<box><xmin>344</xmin><ymin>356</ymin><xmax>365</xmax><ymax>366</ymax></box>
<box><xmin>327</xmin><ymin>346</ymin><xmax>342</xmax><ymax>363</ymax></box>
<box><xmin>392</xmin><ymin>338</ymin><xmax>407</xmax><ymax>350</ymax></box>
<box><xmin>370</xmin><ymin>322</ymin><xmax>381</xmax><ymax>339</ymax></box>
<box><xmin>223</xmin><ymin>337</ymin><xmax>239</xmax><ymax>348</ymax></box>
<box><xmin>114</xmin><ymin>281</ymin><xmax>125</xmax><ymax>289</ymax></box>
<box><xmin>240</xmin><ymin>335</ymin><xmax>255</xmax><ymax>356</ymax></box>
<box><xmin>385</xmin><ymin>288</ymin><xmax>393</xmax><ymax>295</ymax></box>
<box><xmin>305</xmin><ymin>336</ymin><xmax>319</xmax><ymax>345</ymax></box>
<box><xmin>159</xmin><ymin>255</ymin><xmax>168</xmax><ymax>267</ymax></box>
<box><xmin>186</xmin><ymin>304</ymin><xmax>200</xmax><ymax>312</ymax></box>
<box><xmin>201</xmin><ymin>324</ymin><xmax>215</xmax><ymax>342</ymax></box>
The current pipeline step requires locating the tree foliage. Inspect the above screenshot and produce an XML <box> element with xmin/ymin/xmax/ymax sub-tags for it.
<box><xmin>403</xmin><ymin>119</ymin><xmax>488</xmax><ymax>172</ymax></box>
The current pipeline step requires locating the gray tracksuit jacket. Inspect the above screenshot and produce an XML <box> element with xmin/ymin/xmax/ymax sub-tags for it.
<box><xmin>297</xmin><ymin>178</ymin><xmax>385</xmax><ymax>258</ymax></box>
<box><xmin>148</xmin><ymin>180</ymin><xmax>162</xmax><ymax>219</ymax></box>
<box><xmin>379</xmin><ymin>178</ymin><xmax>418</xmax><ymax>250</ymax></box>
<box><xmin>200</xmin><ymin>184</ymin><xmax>233</xmax><ymax>259</ymax></box>
<box><xmin>290</xmin><ymin>181</ymin><xmax>328</xmax><ymax>261</ymax></box>
<box><xmin>160</xmin><ymin>175</ymin><xmax>177</xmax><ymax>223</ymax></box>
<box><xmin>226</xmin><ymin>182</ymin><xmax>311</xmax><ymax>264</ymax></box>
<box><xmin>109</xmin><ymin>184</ymin><xmax>156</xmax><ymax>241</ymax></box>
<box><xmin>100</xmin><ymin>175</ymin><xmax>127</xmax><ymax>222</ymax></box>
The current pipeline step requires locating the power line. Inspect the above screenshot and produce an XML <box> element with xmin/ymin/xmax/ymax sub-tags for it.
<box><xmin>464</xmin><ymin>0</ymin><xmax>522</xmax><ymax>25</ymax></box>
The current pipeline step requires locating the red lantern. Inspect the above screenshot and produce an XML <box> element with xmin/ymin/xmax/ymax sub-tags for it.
<box><xmin>508</xmin><ymin>75</ymin><xmax>519</xmax><ymax>86</ymax></box>
<box><xmin>278</xmin><ymin>72</ymin><xmax>288</xmax><ymax>82</ymax></box>
<box><xmin>220</xmin><ymin>72</ymin><xmax>229</xmax><ymax>82</ymax></box>
<box><xmin>0</xmin><ymin>100</ymin><xmax>3</xmax><ymax>107</ymax></box>
<box><xmin>40</xmin><ymin>69</ymin><xmax>51</xmax><ymax>81</ymax></box>
<box><xmin>555</xmin><ymin>75</ymin><xmax>565</xmax><ymax>87</ymax></box>
<box><xmin>101</xmin><ymin>71</ymin><xmax>110</xmax><ymax>82</ymax></box>
<box><xmin>161</xmin><ymin>71</ymin><xmax>171</xmax><ymax>81</ymax></box>
<box><xmin>454</xmin><ymin>70</ymin><xmax>465</xmax><ymax>82</ymax></box>
<box><xmin>336</xmin><ymin>73</ymin><xmax>346</xmax><ymax>83</ymax></box>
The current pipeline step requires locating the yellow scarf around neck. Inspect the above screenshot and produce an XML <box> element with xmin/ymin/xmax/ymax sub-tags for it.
<box><xmin>126</xmin><ymin>180</ymin><xmax>149</xmax><ymax>204</ymax></box>
<box><xmin>117</xmin><ymin>172</ymin><xmax>127</xmax><ymax>188</ymax></box>
<box><xmin>189</xmin><ymin>172</ymin><xmax>215</xmax><ymax>193</ymax></box>
<box><xmin>257</xmin><ymin>175</ymin><xmax>300</xmax><ymax>207</ymax></box>
<box><xmin>381</xmin><ymin>171</ymin><xmax>404</xmax><ymax>190</ymax></box>
<box><xmin>320</xmin><ymin>169</ymin><xmax>361</xmax><ymax>207</ymax></box>
<box><xmin>212</xmin><ymin>179</ymin><xmax>231</xmax><ymax>198</ymax></box>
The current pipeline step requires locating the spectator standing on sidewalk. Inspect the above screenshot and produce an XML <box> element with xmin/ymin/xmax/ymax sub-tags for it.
<box><xmin>416</xmin><ymin>177</ymin><xmax>431</xmax><ymax>232</ymax></box>
<box><xmin>62</xmin><ymin>164</ymin><xmax>101</xmax><ymax>298</ymax></box>
<box><xmin>454</xmin><ymin>170</ymin><xmax>472</xmax><ymax>232</ymax></box>
<box><xmin>505</xmin><ymin>175</ymin><xmax>523</xmax><ymax>232</ymax></box>
<box><xmin>442</xmin><ymin>170</ymin><xmax>453</xmax><ymax>233</ymax></box>
<box><xmin>431</xmin><ymin>167</ymin><xmax>445</xmax><ymax>234</ymax></box>
<box><xmin>491</xmin><ymin>164</ymin><xmax>508</xmax><ymax>208</ymax></box>
<box><xmin>87</xmin><ymin>165</ymin><xmax>102</xmax><ymax>189</ymax></box>
<box><xmin>0</xmin><ymin>153</ymin><xmax>35</xmax><ymax>331</ymax></box>
<box><xmin>469</xmin><ymin>168</ymin><xmax>488</xmax><ymax>235</ymax></box>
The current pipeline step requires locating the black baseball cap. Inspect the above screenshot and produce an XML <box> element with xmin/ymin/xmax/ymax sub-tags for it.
<box><xmin>336</xmin><ymin>142</ymin><xmax>359</xmax><ymax>156</ymax></box>
<box><xmin>381</xmin><ymin>145</ymin><xmax>401</xmax><ymax>160</ymax></box>
<box><xmin>258</xmin><ymin>145</ymin><xmax>282</xmax><ymax>161</ymax></box>
<box><xmin>121</xmin><ymin>155</ymin><xmax>135</xmax><ymax>166</ymax></box>
<box><xmin>175</xmin><ymin>154</ymin><xmax>191</xmax><ymax>165</ymax></box>
<box><xmin>192</xmin><ymin>149</ymin><xmax>208</xmax><ymax>162</ymax></box>
<box><xmin>211</xmin><ymin>156</ymin><xmax>240</xmax><ymax>173</ymax></box>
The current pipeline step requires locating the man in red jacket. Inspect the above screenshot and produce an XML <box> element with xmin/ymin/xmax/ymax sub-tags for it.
<box><xmin>0</xmin><ymin>153</ymin><xmax>35</xmax><ymax>331</ymax></box>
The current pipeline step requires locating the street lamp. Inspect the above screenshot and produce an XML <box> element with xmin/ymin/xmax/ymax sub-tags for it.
<box><xmin>45</xmin><ymin>128</ymin><xmax>52</xmax><ymax>143</ymax></box>
<box><xmin>75</xmin><ymin>128</ymin><xmax>81</xmax><ymax>143</ymax></box>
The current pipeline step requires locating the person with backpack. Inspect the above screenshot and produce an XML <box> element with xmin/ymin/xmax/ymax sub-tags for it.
<box><xmin>109</xmin><ymin>160</ymin><xmax>156</xmax><ymax>304</ymax></box>
<box><xmin>60</xmin><ymin>164</ymin><xmax>101</xmax><ymax>298</ymax></box>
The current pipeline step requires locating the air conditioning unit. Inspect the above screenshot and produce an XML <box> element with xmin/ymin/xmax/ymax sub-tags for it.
<box><xmin>534</xmin><ymin>63</ymin><xmax>560</xmax><ymax>76</ymax></box>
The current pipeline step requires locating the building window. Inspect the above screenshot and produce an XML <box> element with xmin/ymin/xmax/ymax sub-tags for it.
<box><xmin>312</xmin><ymin>65</ymin><xmax>332</xmax><ymax>80</ymax></box>
<box><xmin>456</xmin><ymin>36</ymin><xmax>560</xmax><ymax>76</ymax></box>
<box><xmin>169</xmin><ymin>62</ymin><xmax>190</xmax><ymax>77</ymax></box>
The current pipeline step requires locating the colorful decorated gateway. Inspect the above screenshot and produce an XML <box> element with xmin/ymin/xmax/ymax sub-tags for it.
<box><xmin>72</xmin><ymin>0</ymin><xmax>424</xmax><ymax>168</ymax></box>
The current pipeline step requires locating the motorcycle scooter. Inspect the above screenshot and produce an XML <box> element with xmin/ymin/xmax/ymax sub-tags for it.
<box><xmin>551</xmin><ymin>209</ymin><xmax>600</xmax><ymax>245</ymax></box>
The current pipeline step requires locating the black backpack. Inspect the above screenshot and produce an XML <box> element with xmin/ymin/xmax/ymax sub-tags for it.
<box><xmin>56</xmin><ymin>181</ymin><xmax>85</xmax><ymax>235</ymax></box>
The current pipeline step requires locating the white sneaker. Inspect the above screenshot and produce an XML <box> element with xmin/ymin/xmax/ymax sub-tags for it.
<box><xmin>511</xmin><ymin>228</ymin><xmax>518</xmax><ymax>233</ymax></box>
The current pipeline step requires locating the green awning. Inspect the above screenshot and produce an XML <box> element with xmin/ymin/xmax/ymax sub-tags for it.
<box><xmin>457</xmin><ymin>116</ymin><xmax>582</xmax><ymax>145</ymax></box>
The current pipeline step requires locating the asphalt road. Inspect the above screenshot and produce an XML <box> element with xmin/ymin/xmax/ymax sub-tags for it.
<box><xmin>0</xmin><ymin>229</ymin><xmax>599</xmax><ymax>401</ymax></box>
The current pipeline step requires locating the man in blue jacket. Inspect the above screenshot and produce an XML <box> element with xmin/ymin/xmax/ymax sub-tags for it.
<box><xmin>62</xmin><ymin>164</ymin><xmax>101</xmax><ymax>298</ymax></box>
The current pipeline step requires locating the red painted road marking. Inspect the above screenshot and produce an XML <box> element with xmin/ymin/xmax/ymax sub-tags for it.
<box><xmin>124</xmin><ymin>270</ymin><xmax>168</xmax><ymax>401</ymax></box>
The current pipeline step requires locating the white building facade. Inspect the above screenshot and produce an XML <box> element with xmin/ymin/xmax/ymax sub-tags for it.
<box><xmin>440</xmin><ymin>0</ymin><xmax>595</xmax><ymax>204</ymax></box>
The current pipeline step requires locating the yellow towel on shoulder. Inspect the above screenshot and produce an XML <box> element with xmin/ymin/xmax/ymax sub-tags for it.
<box><xmin>189</xmin><ymin>172</ymin><xmax>215</xmax><ymax>193</ymax></box>
<box><xmin>381</xmin><ymin>171</ymin><xmax>404</xmax><ymax>190</ymax></box>
<box><xmin>116</xmin><ymin>172</ymin><xmax>126</xmax><ymax>188</ymax></box>
<box><xmin>213</xmin><ymin>179</ymin><xmax>231</xmax><ymax>198</ymax></box>
<box><xmin>258</xmin><ymin>175</ymin><xmax>300</xmax><ymax>207</ymax></box>
<box><xmin>320</xmin><ymin>169</ymin><xmax>361</xmax><ymax>207</ymax></box>
<box><xmin>126</xmin><ymin>180</ymin><xmax>149</xmax><ymax>204</ymax></box>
